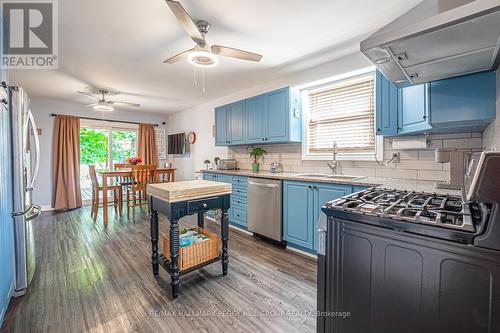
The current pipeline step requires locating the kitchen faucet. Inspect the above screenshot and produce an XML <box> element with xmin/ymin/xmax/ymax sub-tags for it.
<box><xmin>327</xmin><ymin>141</ymin><xmax>338</xmax><ymax>174</ymax></box>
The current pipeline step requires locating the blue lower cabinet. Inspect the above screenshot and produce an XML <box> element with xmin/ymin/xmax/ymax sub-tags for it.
<box><xmin>312</xmin><ymin>183</ymin><xmax>352</xmax><ymax>251</ymax></box>
<box><xmin>283</xmin><ymin>180</ymin><xmax>353</xmax><ymax>252</ymax></box>
<box><xmin>229</xmin><ymin>176</ymin><xmax>248</xmax><ymax>228</ymax></box>
<box><xmin>283</xmin><ymin>181</ymin><xmax>315</xmax><ymax>249</ymax></box>
<box><xmin>353</xmin><ymin>185</ymin><xmax>368</xmax><ymax>192</ymax></box>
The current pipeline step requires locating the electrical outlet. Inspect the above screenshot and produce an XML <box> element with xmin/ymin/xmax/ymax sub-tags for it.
<box><xmin>392</xmin><ymin>152</ymin><xmax>400</xmax><ymax>164</ymax></box>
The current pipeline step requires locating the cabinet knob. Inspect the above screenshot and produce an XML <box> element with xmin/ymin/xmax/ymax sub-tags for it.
<box><xmin>423</xmin><ymin>115</ymin><xmax>427</xmax><ymax>120</ymax></box>
<box><xmin>1</xmin><ymin>98</ymin><xmax>7</xmax><ymax>105</ymax></box>
<box><xmin>202</xmin><ymin>203</ymin><xmax>207</xmax><ymax>208</ymax></box>
<box><xmin>262</xmin><ymin>137</ymin><xmax>265</xmax><ymax>141</ymax></box>
<box><xmin>377</xmin><ymin>128</ymin><xmax>381</xmax><ymax>132</ymax></box>
<box><xmin>1</xmin><ymin>81</ymin><xmax>6</xmax><ymax>89</ymax></box>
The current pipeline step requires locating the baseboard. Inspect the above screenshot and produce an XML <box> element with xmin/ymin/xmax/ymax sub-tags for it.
<box><xmin>229</xmin><ymin>224</ymin><xmax>253</xmax><ymax>235</ymax></box>
<box><xmin>41</xmin><ymin>205</ymin><xmax>54</xmax><ymax>212</ymax></box>
<box><xmin>286</xmin><ymin>246</ymin><xmax>317</xmax><ymax>259</ymax></box>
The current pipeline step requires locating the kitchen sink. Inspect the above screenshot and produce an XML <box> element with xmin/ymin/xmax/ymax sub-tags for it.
<box><xmin>295</xmin><ymin>173</ymin><xmax>364</xmax><ymax>181</ymax></box>
<box><xmin>325</xmin><ymin>175</ymin><xmax>364</xmax><ymax>181</ymax></box>
<box><xmin>295</xmin><ymin>173</ymin><xmax>330</xmax><ymax>178</ymax></box>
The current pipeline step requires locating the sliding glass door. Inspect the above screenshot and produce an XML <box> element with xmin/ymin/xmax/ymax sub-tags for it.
<box><xmin>79</xmin><ymin>120</ymin><xmax>138</xmax><ymax>200</ymax></box>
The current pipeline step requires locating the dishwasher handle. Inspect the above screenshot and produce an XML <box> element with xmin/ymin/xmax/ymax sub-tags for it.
<box><xmin>248</xmin><ymin>180</ymin><xmax>280</xmax><ymax>189</ymax></box>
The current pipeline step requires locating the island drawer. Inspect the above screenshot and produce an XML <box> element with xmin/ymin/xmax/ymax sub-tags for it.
<box><xmin>187</xmin><ymin>197</ymin><xmax>221</xmax><ymax>214</ymax></box>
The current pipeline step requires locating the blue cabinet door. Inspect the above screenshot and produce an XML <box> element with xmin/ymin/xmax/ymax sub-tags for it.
<box><xmin>215</xmin><ymin>106</ymin><xmax>228</xmax><ymax>145</ymax></box>
<box><xmin>265</xmin><ymin>88</ymin><xmax>289</xmax><ymax>142</ymax></box>
<box><xmin>228</xmin><ymin>101</ymin><xmax>245</xmax><ymax>144</ymax></box>
<box><xmin>312</xmin><ymin>183</ymin><xmax>351</xmax><ymax>251</ymax></box>
<box><xmin>430</xmin><ymin>71</ymin><xmax>496</xmax><ymax>129</ymax></box>
<box><xmin>245</xmin><ymin>95</ymin><xmax>266</xmax><ymax>143</ymax></box>
<box><xmin>398</xmin><ymin>84</ymin><xmax>431</xmax><ymax>134</ymax></box>
<box><xmin>283</xmin><ymin>181</ymin><xmax>314</xmax><ymax>249</ymax></box>
<box><xmin>376</xmin><ymin>71</ymin><xmax>398</xmax><ymax>136</ymax></box>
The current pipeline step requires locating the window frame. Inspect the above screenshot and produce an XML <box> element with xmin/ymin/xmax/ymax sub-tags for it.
<box><xmin>80</xmin><ymin>119</ymin><xmax>139</xmax><ymax>168</ymax></box>
<box><xmin>300</xmin><ymin>68</ymin><xmax>383</xmax><ymax>161</ymax></box>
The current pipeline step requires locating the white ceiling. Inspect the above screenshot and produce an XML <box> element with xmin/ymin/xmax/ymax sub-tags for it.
<box><xmin>10</xmin><ymin>0</ymin><xmax>421</xmax><ymax>114</ymax></box>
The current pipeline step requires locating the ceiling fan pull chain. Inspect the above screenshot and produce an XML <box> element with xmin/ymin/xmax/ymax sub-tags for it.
<box><xmin>202</xmin><ymin>66</ymin><xmax>205</xmax><ymax>93</ymax></box>
<box><xmin>193</xmin><ymin>66</ymin><xmax>197</xmax><ymax>87</ymax></box>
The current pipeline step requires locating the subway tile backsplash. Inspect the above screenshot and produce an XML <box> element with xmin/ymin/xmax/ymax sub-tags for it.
<box><xmin>228</xmin><ymin>133</ymin><xmax>483</xmax><ymax>181</ymax></box>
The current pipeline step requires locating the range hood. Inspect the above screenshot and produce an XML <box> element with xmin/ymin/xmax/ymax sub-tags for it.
<box><xmin>361</xmin><ymin>0</ymin><xmax>500</xmax><ymax>87</ymax></box>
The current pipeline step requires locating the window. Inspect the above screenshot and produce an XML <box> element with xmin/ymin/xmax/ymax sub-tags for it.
<box><xmin>301</xmin><ymin>70</ymin><xmax>382</xmax><ymax>161</ymax></box>
<box><xmin>79</xmin><ymin>119</ymin><xmax>138</xmax><ymax>201</ymax></box>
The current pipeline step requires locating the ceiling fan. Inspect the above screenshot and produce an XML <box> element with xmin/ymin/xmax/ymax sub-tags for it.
<box><xmin>163</xmin><ymin>0</ymin><xmax>263</xmax><ymax>67</ymax></box>
<box><xmin>77</xmin><ymin>86</ymin><xmax>140</xmax><ymax>112</ymax></box>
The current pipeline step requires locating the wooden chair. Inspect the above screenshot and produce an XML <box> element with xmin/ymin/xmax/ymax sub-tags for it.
<box><xmin>114</xmin><ymin>163</ymin><xmax>132</xmax><ymax>186</ymax></box>
<box><xmin>89</xmin><ymin>165</ymin><xmax>123</xmax><ymax>222</ymax></box>
<box><xmin>126</xmin><ymin>164</ymin><xmax>156</xmax><ymax>219</ymax></box>
<box><xmin>155</xmin><ymin>169</ymin><xmax>175</xmax><ymax>183</ymax></box>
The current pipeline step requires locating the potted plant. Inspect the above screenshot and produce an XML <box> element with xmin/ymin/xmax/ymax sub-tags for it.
<box><xmin>248</xmin><ymin>146</ymin><xmax>266</xmax><ymax>172</ymax></box>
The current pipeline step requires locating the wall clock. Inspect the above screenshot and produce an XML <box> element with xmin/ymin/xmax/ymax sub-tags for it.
<box><xmin>187</xmin><ymin>131</ymin><xmax>196</xmax><ymax>144</ymax></box>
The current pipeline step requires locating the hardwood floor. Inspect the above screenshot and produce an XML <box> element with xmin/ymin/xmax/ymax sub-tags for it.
<box><xmin>1</xmin><ymin>207</ymin><xmax>316</xmax><ymax>333</ymax></box>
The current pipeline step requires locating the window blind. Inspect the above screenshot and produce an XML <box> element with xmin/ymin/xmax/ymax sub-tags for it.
<box><xmin>306</xmin><ymin>73</ymin><xmax>375</xmax><ymax>153</ymax></box>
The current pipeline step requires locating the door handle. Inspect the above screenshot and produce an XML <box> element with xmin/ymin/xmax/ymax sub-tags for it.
<box><xmin>26</xmin><ymin>111</ymin><xmax>40</xmax><ymax>191</ymax></box>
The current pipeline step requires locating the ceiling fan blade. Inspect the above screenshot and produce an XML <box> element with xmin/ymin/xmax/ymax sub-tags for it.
<box><xmin>211</xmin><ymin>45</ymin><xmax>263</xmax><ymax>62</ymax></box>
<box><xmin>77</xmin><ymin>91</ymin><xmax>99</xmax><ymax>100</ymax></box>
<box><xmin>84</xmin><ymin>103</ymin><xmax>98</xmax><ymax>107</ymax></box>
<box><xmin>108</xmin><ymin>101</ymin><xmax>140</xmax><ymax>107</ymax></box>
<box><xmin>163</xmin><ymin>48</ymin><xmax>193</xmax><ymax>64</ymax></box>
<box><xmin>165</xmin><ymin>0</ymin><xmax>204</xmax><ymax>45</ymax></box>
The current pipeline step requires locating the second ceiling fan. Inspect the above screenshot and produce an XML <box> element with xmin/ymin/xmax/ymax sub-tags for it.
<box><xmin>163</xmin><ymin>0</ymin><xmax>263</xmax><ymax>67</ymax></box>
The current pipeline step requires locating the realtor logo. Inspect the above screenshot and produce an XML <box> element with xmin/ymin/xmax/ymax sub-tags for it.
<box><xmin>2</xmin><ymin>0</ymin><xmax>58</xmax><ymax>69</ymax></box>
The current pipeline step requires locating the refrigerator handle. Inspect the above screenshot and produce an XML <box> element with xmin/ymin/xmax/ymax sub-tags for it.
<box><xmin>26</xmin><ymin>111</ymin><xmax>40</xmax><ymax>191</ymax></box>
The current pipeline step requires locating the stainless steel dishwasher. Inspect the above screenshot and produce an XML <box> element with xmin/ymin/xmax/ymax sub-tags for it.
<box><xmin>247</xmin><ymin>177</ymin><xmax>283</xmax><ymax>242</ymax></box>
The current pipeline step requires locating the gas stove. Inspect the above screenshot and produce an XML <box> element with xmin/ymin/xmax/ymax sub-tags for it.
<box><xmin>327</xmin><ymin>188</ymin><xmax>482</xmax><ymax>232</ymax></box>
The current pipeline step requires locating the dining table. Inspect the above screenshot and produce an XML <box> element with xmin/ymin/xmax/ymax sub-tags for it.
<box><xmin>96</xmin><ymin>167</ymin><xmax>176</xmax><ymax>225</ymax></box>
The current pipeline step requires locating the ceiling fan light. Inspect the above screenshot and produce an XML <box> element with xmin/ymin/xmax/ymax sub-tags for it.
<box><xmin>188</xmin><ymin>50</ymin><xmax>218</xmax><ymax>68</ymax></box>
<box><xmin>93</xmin><ymin>103</ymin><xmax>114</xmax><ymax>112</ymax></box>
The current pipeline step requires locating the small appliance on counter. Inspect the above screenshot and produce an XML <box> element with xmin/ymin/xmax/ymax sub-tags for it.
<box><xmin>216</xmin><ymin>159</ymin><xmax>237</xmax><ymax>170</ymax></box>
<box><xmin>269</xmin><ymin>161</ymin><xmax>283</xmax><ymax>173</ymax></box>
<box><xmin>317</xmin><ymin>151</ymin><xmax>500</xmax><ymax>333</ymax></box>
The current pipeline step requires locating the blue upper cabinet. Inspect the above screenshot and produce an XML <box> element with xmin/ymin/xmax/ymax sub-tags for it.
<box><xmin>228</xmin><ymin>101</ymin><xmax>245</xmax><ymax>144</ymax></box>
<box><xmin>215</xmin><ymin>106</ymin><xmax>229</xmax><ymax>146</ymax></box>
<box><xmin>376</xmin><ymin>71</ymin><xmax>398</xmax><ymax>136</ymax></box>
<box><xmin>215</xmin><ymin>87</ymin><xmax>301</xmax><ymax>146</ymax></box>
<box><xmin>429</xmin><ymin>71</ymin><xmax>496</xmax><ymax>130</ymax></box>
<box><xmin>245</xmin><ymin>95</ymin><xmax>266</xmax><ymax>142</ymax></box>
<box><xmin>375</xmin><ymin>70</ymin><xmax>496</xmax><ymax>136</ymax></box>
<box><xmin>265</xmin><ymin>88</ymin><xmax>289</xmax><ymax>142</ymax></box>
<box><xmin>397</xmin><ymin>83</ymin><xmax>431</xmax><ymax>134</ymax></box>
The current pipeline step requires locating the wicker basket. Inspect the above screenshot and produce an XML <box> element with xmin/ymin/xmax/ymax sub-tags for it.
<box><xmin>163</xmin><ymin>227</ymin><xmax>220</xmax><ymax>271</ymax></box>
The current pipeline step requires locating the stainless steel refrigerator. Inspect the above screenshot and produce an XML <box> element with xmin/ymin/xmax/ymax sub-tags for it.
<box><xmin>9</xmin><ymin>86</ymin><xmax>41</xmax><ymax>296</ymax></box>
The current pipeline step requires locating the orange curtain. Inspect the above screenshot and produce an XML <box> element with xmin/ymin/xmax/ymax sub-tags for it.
<box><xmin>51</xmin><ymin>115</ymin><xmax>82</xmax><ymax>210</ymax></box>
<box><xmin>138</xmin><ymin>123</ymin><xmax>158</xmax><ymax>165</ymax></box>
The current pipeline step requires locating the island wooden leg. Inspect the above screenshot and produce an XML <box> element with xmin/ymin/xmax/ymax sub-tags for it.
<box><xmin>150</xmin><ymin>203</ymin><xmax>159</xmax><ymax>277</ymax></box>
<box><xmin>197</xmin><ymin>212</ymin><xmax>205</xmax><ymax>228</ymax></box>
<box><xmin>221</xmin><ymin>209</ymin><xmax>229</xmax><ymax>276</ymax></box>
<box><xmin>170</xmin><ymin>218</ymin><xmax>180</xmax><ymax>298</ymax></box>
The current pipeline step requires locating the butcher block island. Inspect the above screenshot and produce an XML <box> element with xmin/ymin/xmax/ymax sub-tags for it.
<box><xmin>147</xmin><ymin>180</ymin><xmax>232</xmax><ymax>299</ymax></box>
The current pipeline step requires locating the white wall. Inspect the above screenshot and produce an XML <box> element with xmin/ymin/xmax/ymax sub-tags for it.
<box><xmin>30</xmin><ymin>98</ymin><xmax>169</xmax><ymax>208</ymax></box>
<box><xmin>168</xmin><ymin>52</ymin><xmax>373</xmax><ymax>180</ymax></box>
<box><xmin>482</xmin><ymin>70</ymin><xmax>500</xmax><ymax>150</ymax></box>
